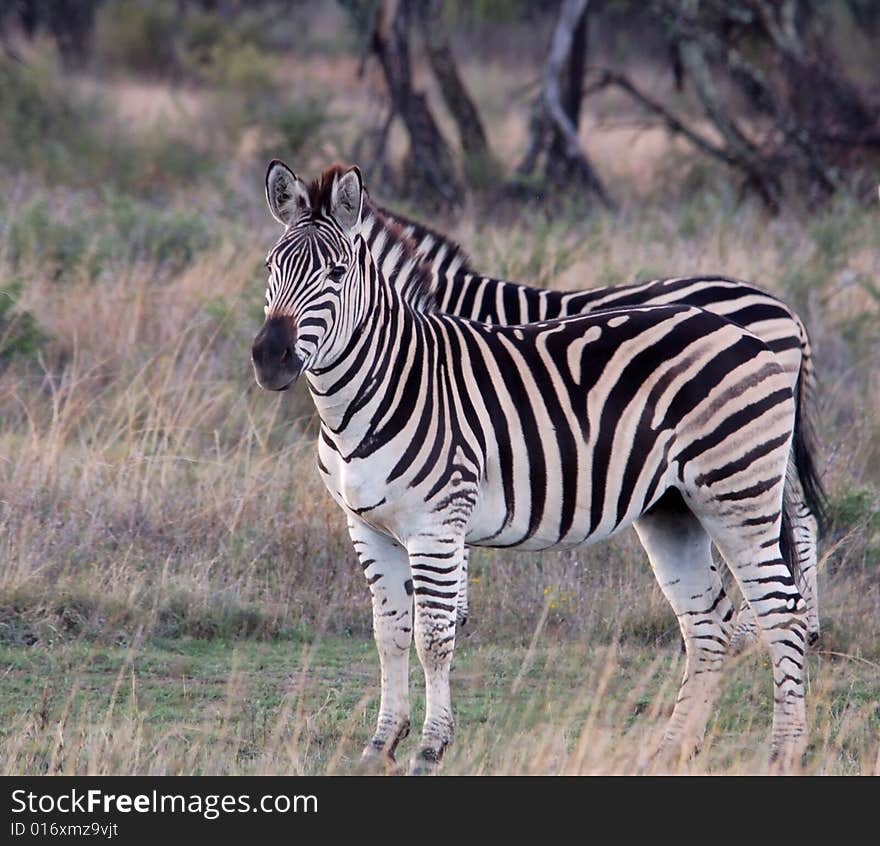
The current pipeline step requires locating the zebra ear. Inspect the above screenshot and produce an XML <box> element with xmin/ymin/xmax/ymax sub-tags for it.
<box><xmin>330</xmin><ymin>166</ymin><xmax>364</xmax><ymax>232</ymax></box>
<box><xmin>266</xmin><ymin>160</ymin><xmax>310</xmax><ymax>225</ymax></box>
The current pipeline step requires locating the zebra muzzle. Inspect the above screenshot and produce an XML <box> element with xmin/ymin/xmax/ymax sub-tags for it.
<box><xmin>251</xmin><ymin>315</ymin><xmax>303</xmax><ymax>391</ymax></box>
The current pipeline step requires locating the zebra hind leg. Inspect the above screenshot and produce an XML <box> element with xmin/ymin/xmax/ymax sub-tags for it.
<box><xmin>633</xmin><ymin>490</ymin><xmax>734</xmax><ymax>769</ymax></box>
<box><xmin>729</xmin><ymin>486</ymin><xmax>819</xmax><ymax>655</ymax></box>
<box><xmin>348</xmin><ymin>520</ymin><xmax>414</xmax><ymax>771</ymax></box>
<box><xmin>456</xmin><ymin>548</ymin><xmax>469</xmax><ymax>628</ymax></box>
<box><xmin>796</xmin><ymin>506</ymin><xmax>820</xmax><ymax>642</ymax></box>
<box><xmin>710</xmin><ymin>522</ymin><xmax>808</xmax><ymax>771</ymax></box>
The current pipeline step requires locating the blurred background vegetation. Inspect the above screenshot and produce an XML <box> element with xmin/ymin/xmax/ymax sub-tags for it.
<box><xmin>0</xmin><ymin>0</ymin><xmax>877</xmax><ymax>774</ymax></box>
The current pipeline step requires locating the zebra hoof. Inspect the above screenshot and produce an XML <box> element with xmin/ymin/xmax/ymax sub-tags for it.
<box><xmin>356</xmin><ymin>749</ymin><xmax>399</xmax><ymax>776</ymax></box>
<box><xmin>768</xmin><ymin>746</ymin><xmax>804</xmax><ymax>775</ymax></box>
<box><xmin>408</xmin><ymin>747</ymin><xmax>442</xmax><ymax>776</ymax></box>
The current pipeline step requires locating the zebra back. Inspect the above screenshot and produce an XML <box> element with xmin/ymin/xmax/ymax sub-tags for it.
<box><xmin>365</xmin><ymin>196</ymin><xmax>827</xmax><ymax>536</ymax></box>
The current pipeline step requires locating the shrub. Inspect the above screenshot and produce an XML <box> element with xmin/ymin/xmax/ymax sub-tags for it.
<box><xmin>93</xmin><ymin>0</ymin><xmax>179</xmax><ymax>76</ymax></box>
<box><xmin>826</xmin><ymin>482</ymin><xmax>880</xmax><ymax>576</ymax></box>
<box><xmin>7</xmin><ymin>199</ymin><xmax>93</xmax><ymax>279</ymax></box>
<box><xmin>0</xmin><ymin>53</ymin><xmax>104</xmax><ymax>183</ymax></box>
<box><xmin>201</xmin><ymin>36</ymin><xmax>274</xmax><ymax>94</ymax></box>
<box><xmin>0</xmin><ymin>282</ymin><xmax>49</xmax><ymax>368</ymax></box>
<box><xmin>0</xmin><ymin>51</ymin><xmax>216</xmax><ymax>198</ymax></box>
<box><xmin>97</xmin><ymin>192</ymin><xmax>214</xmax><ymax>270</ymax></box>
<box><xmin>6</xmin><ymin>192</ymin><xmax>214</xmax><ymax>279</ymax></box>
<box><xmin>829</xmin><ymin>483</ymin><xmax>880</xmax><ymax>536</ymax></box>
<box><xmin>256</xmin><ymin>98</ymin><xmax>334</xmax><ymax>163</ymax></box>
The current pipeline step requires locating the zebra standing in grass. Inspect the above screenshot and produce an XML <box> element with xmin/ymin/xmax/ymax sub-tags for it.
<box><xmin>252</xmin><ymin>161</ymin><xmax>811</xmax><ymax>773</ymax></box>
<box><xmin>355</xmin><ymin>197</ymin><xmax>826</xmax><ymax>649</ymax></box>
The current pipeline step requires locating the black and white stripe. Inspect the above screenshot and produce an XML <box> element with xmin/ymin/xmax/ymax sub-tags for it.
<box><xmin>253</xmin><ymin>162</ymin><xmax>811</xmax><ymax>773</ymax></box>
<box><xmin>359</xmin><ymin>199</ymin><xmax>825</xmax><ymax>649</ymax></box>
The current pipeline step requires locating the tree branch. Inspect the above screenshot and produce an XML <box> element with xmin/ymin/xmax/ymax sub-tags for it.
<box><xmin>586</xmin><ymin>69</ymin><xmax>738</xmax><ymax>168</ymax></box>
<box><xmin>515</xmin><ymin>0</ymin><xmax>613</xmax><ymax>209</ymax></box>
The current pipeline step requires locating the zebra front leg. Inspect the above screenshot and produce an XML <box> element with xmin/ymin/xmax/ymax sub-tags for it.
<box><xmin>349</xmin><ymin>519</ymin><xmax>413</xmax><ymax>770</ymax></box>
<box><xmin>634</xmin><ymin>500</ymin><xmax>734</xmax><ymax>768</ymax></box>
<box><xmin>407</xmin><ymin>537</ymin><xmax>464</xmax><ymax>774</ymax></box>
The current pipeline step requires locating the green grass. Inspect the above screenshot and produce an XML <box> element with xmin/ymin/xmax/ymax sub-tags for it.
<box><xmin>2</xmin><ymin>634</ymin><xmax>877</xmax><ymax>775</ymax></box>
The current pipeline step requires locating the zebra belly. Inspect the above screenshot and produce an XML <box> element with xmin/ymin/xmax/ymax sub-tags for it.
<box><xmin>463</xmin><ymin>463</ymin><xmax>660</xmax><ymax>551</ymax></box>
<box><xmin>465</xmin><ymin>491</ymin><xmax>638</xmax><ymax>551</ymax></box>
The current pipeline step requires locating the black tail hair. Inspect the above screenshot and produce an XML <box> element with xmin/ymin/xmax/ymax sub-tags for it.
<box><xmin>780</xmin><ymin>496</ymin><xmax>799</xmax><ymax>585</ymax></box>
<box><xmin>793</xmin><ymin>370</ymin><xmax>829</xmax><ymax>538</ymax></box>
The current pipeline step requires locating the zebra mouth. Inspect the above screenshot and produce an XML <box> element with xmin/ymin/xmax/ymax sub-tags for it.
<box><xmin>253</xmin><ymin>363</ymin><xmax>302</xmax><ymax>392</ymax></box>
<box><xmin>271</xmin><ymin>375</ymin><xmax>296</xmax><ymax>392</ymax></box>
<box><xmin>251</xmin><ymin>315</ymin><xmax>304</xmax><ymax>392</ymax></box>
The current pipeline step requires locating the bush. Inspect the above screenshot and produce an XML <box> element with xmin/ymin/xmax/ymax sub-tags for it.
<box><xmin>0</xmin><ymin>282</ymin><xmax>49</xmax><ymax>368</ymax></box>
<box><xmin>256</xmin><ymin>98</ymin><xmax>334</xmax><ymax>163</ymax></box>
<box><xmin>826</xmin><ymin>482</ymin><xmax>880</xmax><ymax>576</ymax></box>
<box><xmin>0</xmin><ymin>51</ymin><xmax>217</xmax><ymax>198</ymax></box>
<box><xmin>189</xmin><ymin>34</ymin><xmax>333</xmax><ymax>165</ymax></box>
<box><xmin>7</xmin><ymin>192</ymin><xmax>214</xmax><ymax>279</ymax></box>
<box><xmin>7</xmin><ymin>199</ymin><xmax>94</xmax><ymax>279</ymax></box>
<box><xmin>98</xmin><ymin>192</ymin><xmax>215</xmax><ymax>270</ymax></box>
<box><xmin>94</xmin><ymin>0</ymin><xmax>178</xmax><ymax>76</ymax></box>
<box><xmin>829</xmin><ymin>483</ymin><xmax>880</xmax><ymax>536</ymax></box>
<box><xmin>0</xmin><ymin>53</ymin><xmax>104</xmax><ymax>183</ymax></box>
<box><xmin>199</xmin><ymin>35</ymin><xmax>274</xmax><ymax>94</ymax></box>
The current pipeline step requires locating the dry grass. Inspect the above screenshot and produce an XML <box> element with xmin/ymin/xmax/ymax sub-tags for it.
<box><xmin>0</xmin><ymin>32</ymin><xmax>878</xmax><ymax>775</ymax></box>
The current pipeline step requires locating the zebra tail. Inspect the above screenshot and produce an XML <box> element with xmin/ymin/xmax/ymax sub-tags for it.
<box><xmin>779</xmin><ymin>494</ymin><xmax>799</xmax><ymax>586</ymax></box>
<box><xmin>792</xmin><ymin>346</ymin><xmax>829</xmax><ymax>538</ymax></box>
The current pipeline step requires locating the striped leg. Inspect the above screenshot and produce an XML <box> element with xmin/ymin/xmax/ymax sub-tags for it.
<box><xmin>712</xmin><ymin>528</ymin><xmax>808</xmax><ymax>770</ymax></box>
<box><xmin>729</xmin><ymin>485</ymin><xmax>819</xmax><ymax>654</ymax></box>
<box><xmin>457</xmin><ymin>548</ymin><xmax>470</xmax><ymax>628</ymax></box>
<box><xmin>407</xmin><ymin>537</ymin><xmax>464</xmax><ymax>774</ymax></box>
<box><xmin>349</xmin><ymin>519</ymin><xmax>413</xmax><ymax>769</ymax></box>
<box><xmin>634</xmin><ymin>502</ymin><xmax>734</xmax><ymax>765</ymax></box>
<box><xmin>795</xmin><ymin>505</ymin><xmax>820</xmax><ymax>640</ymax></box>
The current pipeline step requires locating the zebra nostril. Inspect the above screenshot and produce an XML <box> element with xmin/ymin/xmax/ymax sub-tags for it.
<box><xmin>280</xmin><ymin>346</ymin><xmax>290</xmax><ymax>363</ymax></box>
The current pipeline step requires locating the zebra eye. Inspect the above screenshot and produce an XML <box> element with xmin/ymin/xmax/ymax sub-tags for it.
<box><xmin>327</xmin><ymin>265</ymin><xmax>346</xmax><ymax>282</ymax></box>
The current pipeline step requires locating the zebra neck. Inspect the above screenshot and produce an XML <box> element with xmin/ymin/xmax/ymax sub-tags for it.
<box><xmin>306</xmin><ymin>258</ymin><xmax>432</xmax><ymax>446</ymax></box>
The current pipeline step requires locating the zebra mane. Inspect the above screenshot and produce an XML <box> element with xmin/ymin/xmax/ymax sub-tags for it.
<box><xmin>368</xmin><ymin>200</ymin><xmax>475</xmax><ymax>273</ymax></box>
<box><xmin>301</xmin><ymin>164</ymin><xmax>439</xmax><ymax>312</ymax></box>
<box><xmin>367</xmin><ymin>211</ymin><xmax>439</xmax><ymax>313</ymax></box>
<box><xmin>304</xmin><ymin>163</ymin><xmax>352</xmax><ymax>215</ymax></box>
<box><xmin>304</xmin><ymin>165</ymin><xmax>437</xmax><ymax>312</ymax></box>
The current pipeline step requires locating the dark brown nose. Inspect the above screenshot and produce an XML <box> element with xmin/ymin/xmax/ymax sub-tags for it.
<box><xmin>251</xmin><ymin>316</ymin><xmax>302</xmax><ymax>391</ymax></box>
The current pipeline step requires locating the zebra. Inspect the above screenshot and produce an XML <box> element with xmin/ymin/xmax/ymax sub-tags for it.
<box><xmin>251</xmin><ymin>160</ymin><xmax>811</xmax><ymax>773</ymax></box>
<box><xmin>354</xmin><ymin>195</ymin><xmax>826</xmax><ymax>651</ymax></box>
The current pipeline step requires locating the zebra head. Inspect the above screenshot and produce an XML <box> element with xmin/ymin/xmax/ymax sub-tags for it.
<box><xmin>252</xmin><ymin>160</ymin><xmax>364</xmax><ymax>392</ymax></box>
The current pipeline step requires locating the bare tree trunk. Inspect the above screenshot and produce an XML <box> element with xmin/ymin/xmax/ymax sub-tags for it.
<box><xmin>44</xmin><ymin>0</ymin><xmax>97</xmax><ymax>70</ymax></box>
<box><xmin>515</xmin><ymin>0</ymin><xmax>613</xmax><ymax>209</ymax></box>
<box><xmin>547</xmin><ymin>1</ymin><xmax>587</xmax><ymax>186</ymax></box>
<box><xmin>415</xmin><ymin>0</ymin><xmax>493</xmax><ymax>182</ymax></box>
<box><xmin>676</xmin><ymin>36</ymin><xmax>784</xmax><ymax>210</ymax></box>
<box><xmin>371</xmin><ymin>0</ymin><xmax>461</xmax><ymax>209</ymax></box>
